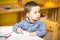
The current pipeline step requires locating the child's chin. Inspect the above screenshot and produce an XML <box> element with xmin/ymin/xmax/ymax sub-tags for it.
<box><xmin>34</xmin><ymin>18</ymin><xmax>39</xmax><ymax>21</ymax></box>
<box><xmin>34</xmin><ymin>19</ymin><xmax>38</xmax><ymax>21</ymax></box>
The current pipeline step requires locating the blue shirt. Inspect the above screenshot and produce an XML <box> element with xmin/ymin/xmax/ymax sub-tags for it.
<box><xmin>13</xmin><ymin>18</ymin><xmax>47</xmax><ymax>37</ymax></box>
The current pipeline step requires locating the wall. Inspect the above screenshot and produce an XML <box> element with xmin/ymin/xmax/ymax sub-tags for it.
<box><xmin>0</xmin><ymin>0</ymin><xmax>18</xmax><ymax>4</ymax></box>
<box><xmin>0</xmin><ymin>0</ymin><xmax>18</xmax><ymax>26</ymax></box>
<box><xmin>0</xmin><ymin>13</ymin><xmax>17</xmax><ymax>26</ymax></box>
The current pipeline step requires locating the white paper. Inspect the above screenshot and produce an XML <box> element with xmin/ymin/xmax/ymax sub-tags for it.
<box><xmin>6</xmin><ymin>32</ymin><xmax>44</xmax><ymax>40</ymax></box>
<box><xmin>0</xmin><ymin>26</ymin><xmax>44</xmax><ymax>40</ymax></box>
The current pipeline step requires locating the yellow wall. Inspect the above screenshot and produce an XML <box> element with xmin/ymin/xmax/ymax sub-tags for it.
<box><xmin>0</xmin><ymin>13</ymin><xmax>17</xmax><ymax>25</ymax></box>
<box><xmin>0</xmin><ymin>0</ymin><xmax>18</xmax><ymax>26</ymax></box>
<box><xmin>0</xmin><ymin>0</ymin><xmax>18</xmax><ymax>4</ymax></box>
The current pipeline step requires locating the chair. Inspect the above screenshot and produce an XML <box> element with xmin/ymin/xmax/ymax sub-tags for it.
<box><xmin>42</xmin><ymin>18</ymin><xmax>59</xmax><ymax>40</ymax></box>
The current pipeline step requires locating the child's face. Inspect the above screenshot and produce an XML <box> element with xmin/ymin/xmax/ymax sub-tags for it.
<box><xmin>27</xmin><ymin>6</ymin><xmax>40</xmax><ymax>21</ymax></box>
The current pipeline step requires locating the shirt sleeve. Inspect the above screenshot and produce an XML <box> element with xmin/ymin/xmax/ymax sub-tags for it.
<box><xmin>13</xmin><ymin>21</ymin><xmax>24</xmax><ymax>33</ymax></box>
<box><xmin>36</xmin><ymin>20</ymin><xmax>47</xmax><ymax>37</ymax></box>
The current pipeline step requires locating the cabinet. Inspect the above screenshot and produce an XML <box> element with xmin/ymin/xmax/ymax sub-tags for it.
<box><xmin>0</xmin><ymin>9</ymin><xmax>24</xmax><ymax>26</ymax></box>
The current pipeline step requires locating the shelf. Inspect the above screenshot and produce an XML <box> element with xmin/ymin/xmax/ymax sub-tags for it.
<box><xmin>41</xmin><ymin>6</ymin><xmax>59</xmax><ymax>9</ymax></box>
<box><xmin>0</xmin><ymin>2</ymin><xmax>60</xmax><ymax>14</ymax></box>
<box><xmin>0</xmin><ymin>6</ymin><xmax>59</xmax><ymax>14</ymax></box>
<box><xmin>0</xmin><ymin>8</ymin><xmax>24</xmax><ymax>14</ymax></box>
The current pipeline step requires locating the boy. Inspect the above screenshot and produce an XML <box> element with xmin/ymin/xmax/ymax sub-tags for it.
<box><xmin>13</xmin><ymin>1</ymin><xmax>47</xmax><ymax>38</ymax></box>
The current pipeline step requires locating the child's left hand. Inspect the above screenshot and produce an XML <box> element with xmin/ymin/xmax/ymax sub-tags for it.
<box><xmin>29</xmin><ymin>32</ymin><xmax>37</xmax><ymax>36</ymax></box>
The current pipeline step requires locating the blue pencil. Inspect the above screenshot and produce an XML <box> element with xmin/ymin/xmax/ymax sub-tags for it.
<box><xmin>0</xmin><ymin>34</ymin><xmax>11</xmax><ymax>39</ymax></box>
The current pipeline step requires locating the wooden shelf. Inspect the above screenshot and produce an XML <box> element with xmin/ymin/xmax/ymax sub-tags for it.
<box><xmin>41</xmin><ymin>6</ymin><xmax>58</xmax><ymax>9</ymax></box>
<box><xmin>0</xmin><ymin>6</ymin><xmax>59</xmax><ymax>14</ymax></box>
<box><xmin>0</xmin><ymin>2</ymin><xmax>60</xmax><ymax>14</ymax></box>
<box><xmin>0</xmin><ymin>8</ymin><xmax>24</xmax><ymax>14</ymax></box>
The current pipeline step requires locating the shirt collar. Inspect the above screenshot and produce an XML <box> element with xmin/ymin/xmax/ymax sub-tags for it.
<box><xmin>25</xmin><ymin>18</ymin><xmax>39</xmax><ymax>24</ymax></box>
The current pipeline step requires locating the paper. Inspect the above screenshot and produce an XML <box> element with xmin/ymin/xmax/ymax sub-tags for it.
<box><xmin>0</xmin><ymin>26</ymin><xmax>44</xmax><ymax>40</ymax></box>
<box><xmin>6</xmin><ymin>31</ymin><xmax>44</xmax><ymax>40</ymax></box>
<box><xmin>20</xmin><ymin>30</ymin><xmax>29</xmax><ymax>36</ymax></box>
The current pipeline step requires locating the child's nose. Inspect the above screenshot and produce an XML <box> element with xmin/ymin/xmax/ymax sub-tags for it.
<box><xmin>37</xmin><ymin>14</ymin><xmax>40</xmax><ymax>17</ymax></box>
<box><xmin>37</xmin><ymin>13</ymin><xmax>40</xmax><ymax>16</ymax></box>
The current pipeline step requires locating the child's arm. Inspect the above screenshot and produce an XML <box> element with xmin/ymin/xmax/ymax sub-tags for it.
<box><xmin>13</xmin><ymin>23</ymin><xmax>23</xmax><ymax>34</ymax></box>
<box><xmin>13</xmin><ymin>24</ymin><xmax>23</xmax><ymax>34</ymax></box>
<box><xmin>13</xmin><ymin>20</ymin><xmax>24</xmax><ymax>33</ymax></box>
<box><xmin>36</xmin><ymin>22</ymin><xmax>47</xmax><ymax>37</ymax></box>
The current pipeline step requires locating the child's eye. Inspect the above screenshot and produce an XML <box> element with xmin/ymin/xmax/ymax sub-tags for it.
<box><xmin>34</xmin><ymin>11</ymin><xmax>40</xmax><ymax>14</ymax></box>
<box><xmin>34</xmin><ymin>12</ymin><xmax>37</xmax><ymax>14</ymax></box>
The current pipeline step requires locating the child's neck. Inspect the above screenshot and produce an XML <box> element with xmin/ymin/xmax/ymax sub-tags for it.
<box><xmin>28</xmin><ymin>18</ymin><xmax>37</xmax><ymax>23</ymax></box>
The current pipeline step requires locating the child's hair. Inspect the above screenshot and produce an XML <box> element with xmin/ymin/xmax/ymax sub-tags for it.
<box><xmin>24</xmin><ymin>1</ymin><xmax>40</xmax><ymax>13</ymax></box>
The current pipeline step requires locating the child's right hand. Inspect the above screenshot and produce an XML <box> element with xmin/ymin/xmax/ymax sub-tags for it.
<box><xmin>17</xmin><ymin>28</ymin><xmax>23</xmax><ymax>33</ymax></box>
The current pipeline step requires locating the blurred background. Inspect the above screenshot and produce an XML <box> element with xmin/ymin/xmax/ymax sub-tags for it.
<box><xmin>0</xmin><ymin>0</ymin><xmax>60</xmax><ymax>40</ymax></box>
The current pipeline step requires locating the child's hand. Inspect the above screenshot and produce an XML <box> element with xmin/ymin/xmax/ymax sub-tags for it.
<box><xmin>29</xmin><ymin>32</ymin><xmax>37</xmax><ymax>36</ymax></box>
<box><xmin>17</xmin><ymin>28</ymin><xmax>23</xmax><ymax>33</ymax></box>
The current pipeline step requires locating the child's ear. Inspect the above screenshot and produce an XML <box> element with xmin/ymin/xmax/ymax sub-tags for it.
<box><xmin>26</xmin><ymin>13</ymin><xmax>30</xmax><ymax>17</ymax></box>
